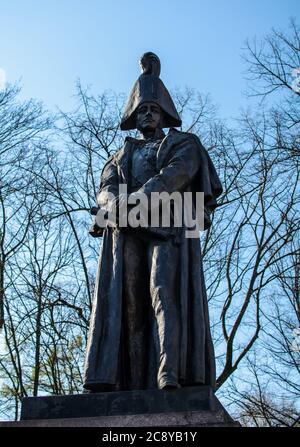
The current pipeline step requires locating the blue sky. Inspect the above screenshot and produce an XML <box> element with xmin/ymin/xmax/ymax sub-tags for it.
<box><xmin>0</xmin><ymin>0</ymin><xmax>299</xmax><ymax>120</ymax></box>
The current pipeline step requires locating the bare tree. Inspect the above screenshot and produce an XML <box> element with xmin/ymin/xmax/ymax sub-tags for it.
<box><xmin>0</xmin><ymin>83</ymin><xmax>51</xmax><ymax>330</ymax></box>
<box><xmin>214</xmin><ymin>20</ymin><xmax>300</xmax><ymax>423</ymax></box>
<box><xmin>244</xmin><ymin>18</ymin><xmax>300</xmax><ymax>100</ymax></box>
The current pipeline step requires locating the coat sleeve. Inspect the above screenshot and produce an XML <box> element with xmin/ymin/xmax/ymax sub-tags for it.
<box><xmin>137</xmin><ymin>135</ymin><xmax>201</xmax><ymax>197</ymax></box>
<box><xmin>96</xmin><ymin>156</ymin><xmax>119</xmax><ymax>209</ymax></box>
<box><xmin>89</xmin><ymin>156</ymin><xmax>120</xmax><ymax>237</ymax></box>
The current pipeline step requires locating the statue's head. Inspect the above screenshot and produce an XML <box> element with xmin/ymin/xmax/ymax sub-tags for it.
<box><xmin>135</xmin><ymin>101</ymin><xmax>164</xmax><ymax>133</ymax></box>
<box><xmin>120</xmin><ymin>52</ymin><xmax>181</xmax><ymax>131</ymax></box>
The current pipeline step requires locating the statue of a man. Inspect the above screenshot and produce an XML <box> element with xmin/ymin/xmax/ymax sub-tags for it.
<box><xmin>83</xmin><ymin>53</ymin><xmax>222</xmax><ymax>392</ymax></box>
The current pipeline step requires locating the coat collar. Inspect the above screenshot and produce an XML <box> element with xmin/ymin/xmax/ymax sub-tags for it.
<box><xmin>124</xmin><ymin>127</ymin><xmax>166</xmax><ymax>144</ymax></box>
<box><xmin>123</xmin><ymin>127</ymin><xmax>182</xmax><ymax>144</ymax></box>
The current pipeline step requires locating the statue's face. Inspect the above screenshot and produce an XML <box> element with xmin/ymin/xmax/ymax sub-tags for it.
<box><xmin>136</xmin><ymin>102</ymin><xmax>162</xmax><ymax>131</ymax></box>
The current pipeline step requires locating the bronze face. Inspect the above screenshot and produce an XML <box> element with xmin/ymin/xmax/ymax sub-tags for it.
<box><xmin>136</xmin><ymin>102</ymin><xmax>162</xmax><ymax>133</ymax></box>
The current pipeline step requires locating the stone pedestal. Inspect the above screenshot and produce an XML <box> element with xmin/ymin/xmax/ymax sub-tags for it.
<box><xmin>0</xmin><ymin>386</ymin><xmax>240</xmax><ymax>427</ymax></box>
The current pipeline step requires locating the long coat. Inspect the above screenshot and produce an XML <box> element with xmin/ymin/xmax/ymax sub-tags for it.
<box><xmin>83</xmin><ymin>128</ymin><xmax>222</xmax><ymax>390</ymax></box>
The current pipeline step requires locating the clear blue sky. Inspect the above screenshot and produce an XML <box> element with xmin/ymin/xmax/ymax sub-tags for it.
<box><xmin>0</xmin><ymin>0</ymin><xmax>299</xmax><ymax>120</ymax></box>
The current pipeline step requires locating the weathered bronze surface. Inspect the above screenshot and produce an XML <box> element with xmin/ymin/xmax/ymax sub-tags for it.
<box><xmin>83</xmin><ymin>53</ymin><xmax>222</xmax><ymax>392</ymax></box>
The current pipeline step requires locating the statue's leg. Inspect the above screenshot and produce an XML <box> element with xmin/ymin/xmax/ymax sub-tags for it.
<box><xmin>147</xmin><ymin>238</ymin><xmax>181</xmax><ymax>389</ymax></box>
<box><xmin>122</xmin><ymin>231</ymin><xmax>150</xmax><ymax>390</ymax></box>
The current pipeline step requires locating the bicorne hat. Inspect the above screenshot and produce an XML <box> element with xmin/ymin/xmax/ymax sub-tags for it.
<box><xmin>120</xmin><ymin>52</ymin><xmax>182</xmax><ymax>131</ymax></box>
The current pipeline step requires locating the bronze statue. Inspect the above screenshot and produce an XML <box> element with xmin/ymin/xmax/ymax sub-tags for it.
<box><xmin>83</xmin><ymin>53</ymin><xmax>222</xmax><ymax>392</ymax></box>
